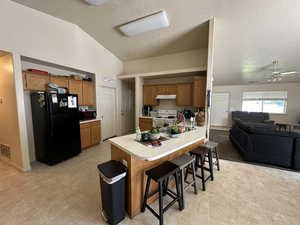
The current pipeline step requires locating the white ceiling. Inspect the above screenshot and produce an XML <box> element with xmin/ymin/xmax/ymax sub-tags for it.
<box><xmin>10</xmin><ymin>0</ymin><xmax>300</xmax><ymax>85</ymax></box>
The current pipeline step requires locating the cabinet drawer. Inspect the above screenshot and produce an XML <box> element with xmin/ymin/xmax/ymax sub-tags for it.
<box><xmin>90</xmin><ymin>120</ymin><xmax>101</xmax><ymax>127</ymax></box>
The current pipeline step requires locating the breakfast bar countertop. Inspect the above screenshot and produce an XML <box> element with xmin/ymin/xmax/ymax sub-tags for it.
<box><xmin>109</xmin><ymin>126</ymin><xmax>206</xmax><ymax>161</ymax></box>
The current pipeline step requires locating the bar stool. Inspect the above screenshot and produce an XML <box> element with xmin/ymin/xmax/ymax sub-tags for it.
<box><xmin>189</xmin><ymin>147</ymin><xmax>214</xmax><ymax>191</ymax></box>
<box><xmin>142</xmin><ymin>161</ymin><xmax>182</xmax><ymax>225</ymax></box>
<box><xmin>201</xmin><ymin>141</ymin><xmax>220</xmax><ymax>171</ymax></box>
<box><xmin>170</xmin><ymin>154</ymin><xmax>197</xmax><ymax>209</ymax></box>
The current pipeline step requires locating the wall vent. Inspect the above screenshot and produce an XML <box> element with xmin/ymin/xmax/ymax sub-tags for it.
<box><xmin>0</xmin><ymin>144</ymin><xmax>11</xmax><ymax>159</ymax></box>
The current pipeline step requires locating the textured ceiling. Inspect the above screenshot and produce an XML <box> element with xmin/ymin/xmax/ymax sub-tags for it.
<box><xmin>11</xmin><ymin>0</ymin><xmax>209</xmax><ymax>61</ymax></box>
<box><xmin>10</xmin><ymin>0</ymin><xmax>300</xmax><ymax>84</ymax></box>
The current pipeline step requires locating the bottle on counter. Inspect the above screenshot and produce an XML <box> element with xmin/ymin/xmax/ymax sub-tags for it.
<box><xmin>136</xmin><ymin>127</ymin><xmax>142</xmax><ymax>141</ymax></box>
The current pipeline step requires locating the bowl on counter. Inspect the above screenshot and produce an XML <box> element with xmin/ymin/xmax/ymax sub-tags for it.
<box><xmin>150</xmin><ymin>133</ymin><xmax>161</xmax><ymax>141</ymax></box>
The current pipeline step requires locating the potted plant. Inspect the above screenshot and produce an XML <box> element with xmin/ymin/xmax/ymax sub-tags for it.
<box><xmin>170</xmin><ymin>122</ymin><xmax>180</xmax><ymax>138</ymax></box>
<box><xmin>150</xmin><ymin>127</ymin><xmax>161</xmax><ymax>140</ymax></box>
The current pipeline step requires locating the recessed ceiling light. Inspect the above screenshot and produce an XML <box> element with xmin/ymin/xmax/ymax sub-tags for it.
<box><xmin>84</xmin><ymin>0</ymin><xmax>109</xmax><ymax>6</ymax></box>
<box><xmin>119</xmin><ymin>11</ymin><xmax>170</xmax><ymax>36</ymax></box>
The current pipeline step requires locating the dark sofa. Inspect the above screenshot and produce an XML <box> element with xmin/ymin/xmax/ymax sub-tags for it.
<box><xmin>232</xmin><ymin>111</ymin><xmax>275</xmax><ymax>125</ymax></box>
<box><xmin>230</xmin><ymin>120</ymin><xmax>300</xmax><ymax>170</ymax></box>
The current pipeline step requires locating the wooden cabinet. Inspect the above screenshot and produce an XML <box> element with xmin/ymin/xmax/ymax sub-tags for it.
<box><xmin>143</xmin><ymin>85</ymin><xmax>158</xmax><ymax>106</ymax></box>
<box><xmin>176</xmin><ymin>83</ymin><xmax>193</xmax><ymax>106</ymax></box>
<box><xmin>69</xmin><ymin>79</ymin><xmax>83</xmax><ymax>105</ymax></box>
<box><xmin>82</xmin><ymin>81</ymin><xmax>96</xmax><ymax>106</ymax></box>
<box><xmin>139</xmin><ymin>117</ymin><xmax>153</xmax><ymax>131</ymax></box>
<box><xmin>23</xmin><ymin>71</ymin><xmax>50</xmax><ymax>91</ymax></box>
<box><xmin>80</xmin><ymin>120</ymin><xmax>101</xmax><ymax>149</ymax></box>
<box><xmin>80</xmin><ymin>124</ymin><xmax>92</xmax><ymax>149</ymax></box>
<box><xmin>157</xmin><ymin>84</ymin><xmax>177</xmax><ymax>95</ymax></box>
<box><xmin>193</xmin><ymin>77</ymin><xmax>207</xmax><ymax>107</ymax></box>
<box><xmin>50</xmin><ymin>76</ymin><xmax>69</xmax><ymax>88</ymax></box>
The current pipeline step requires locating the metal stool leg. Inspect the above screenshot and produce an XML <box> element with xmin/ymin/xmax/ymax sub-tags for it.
<box><xmin>158</xmin><ymin>181</ymin><xmax>164</xmax><ymax>225</ymax></box>
<box><xmin>174</xmin><ymin>172</ymin><xmax>183</xmax><ymax>211</ymax></box>
<box><xmin>208</xmin><ymin>150</ymin><xmax>214</xmax><ymax>181</ymax></box>
<box><xmin>180</xmin><ymin>170</ymin><xmax>185</xmax><ymax>209</ymax></box>
<box><xmin>215</xmin><ymin>147</ymin><xmax>220</xmax><ymax>171</ymax></box>
<box><xmin>142</xmin><ymin>176</ymin><xmax>151</xmax><ymax>212</ymax></box>
<box><xmin>191</xmin><ymin>162</ymin><xmax>198</xmax><ymax>194</ymax></box>
<box><xmin>200</xmin><ymin>155</ymin><xmax>206</xmax><ymax>191</ymax></box>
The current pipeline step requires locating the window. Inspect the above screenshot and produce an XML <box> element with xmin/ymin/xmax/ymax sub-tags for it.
<box><xmin>242</xmin><ymin>91</ymin><xmax>287</xmax><ymax>114</ymax></box>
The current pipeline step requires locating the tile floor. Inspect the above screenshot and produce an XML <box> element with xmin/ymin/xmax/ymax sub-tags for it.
<box><xmin>0</xmin><ymin>141</ymin><xmax>300</xmax><ymax>225</ymax></box>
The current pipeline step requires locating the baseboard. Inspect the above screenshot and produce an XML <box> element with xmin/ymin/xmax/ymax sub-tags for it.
<box><xmin>0</xmin><ymin>157</ymin><xmax>24</xmax><ymax>172</ymax></box>
<box><xmin>210</xmin><ymin>126</ymin><xmax>231</xmax><ymax>131</ymax></box>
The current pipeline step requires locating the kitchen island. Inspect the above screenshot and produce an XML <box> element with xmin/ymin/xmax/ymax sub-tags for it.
<box><xmin>110</xmin><ymin>126</ymin><xmax>206</xmax><ymax>218</ymax></box>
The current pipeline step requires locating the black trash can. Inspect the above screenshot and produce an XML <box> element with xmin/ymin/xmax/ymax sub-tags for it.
<box><xmin>97</xmin><ymin>160</ymin><xmax>127</xmax><ymax>225</ymax></box>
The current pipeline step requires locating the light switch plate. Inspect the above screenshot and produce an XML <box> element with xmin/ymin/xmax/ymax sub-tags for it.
<box><xmin>0</xmin><ymin>97</ymin><xmax>3</xmax><ymax>104</ymax></box>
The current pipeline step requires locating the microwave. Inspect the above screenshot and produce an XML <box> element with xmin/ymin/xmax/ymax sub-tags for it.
<box><xmin>79</xmin><ymin>110</ymin><xmax>97</xmax><ymax>121</ymax></box>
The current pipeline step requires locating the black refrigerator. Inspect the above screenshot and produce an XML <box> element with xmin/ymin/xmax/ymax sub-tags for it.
<box><xmin>31</xmin><ymin>92</ymin><xmax>81</xmax><ymax>165</ymax></box>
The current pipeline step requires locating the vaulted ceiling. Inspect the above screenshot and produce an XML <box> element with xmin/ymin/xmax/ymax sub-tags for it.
<box><xmin>11</xmin><ymin>0</ymin><xmax>300</xmax><ymax>84</ymax></box>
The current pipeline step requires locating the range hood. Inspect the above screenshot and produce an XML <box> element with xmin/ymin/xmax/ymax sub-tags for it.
<box><xmin>155</xmin><ymin>95</ymin><xmax>176</xmax><ymax>100</ymax></box>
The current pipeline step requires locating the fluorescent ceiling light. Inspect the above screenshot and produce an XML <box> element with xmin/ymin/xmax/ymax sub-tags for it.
<box><xmin>119</xmin><ymin>11</ymin><xmax>170</xmax><ymax>36</ymax></box>
<box><xmin>84</xmin><ymin>0</ymin><xmax>109</xmax><ymax>6</ymax></box>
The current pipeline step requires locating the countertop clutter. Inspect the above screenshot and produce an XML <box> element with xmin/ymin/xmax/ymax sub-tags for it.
<box><xmin>109</xmin><ymin>126</ymin><xmax>206</xmax><ymax>161</ymax></box>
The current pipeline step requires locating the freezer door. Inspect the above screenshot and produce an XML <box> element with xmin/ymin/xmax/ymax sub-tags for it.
<box><xmin>48</xmin><ymin>113</ymin><xmax>81</xmax><ymax>164</ymax></box>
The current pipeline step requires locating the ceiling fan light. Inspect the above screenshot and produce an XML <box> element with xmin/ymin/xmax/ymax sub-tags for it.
<box><xmin>84</xmin><ymin>0</ymin><xmax>109</xmax><ymax>6</ymax></box>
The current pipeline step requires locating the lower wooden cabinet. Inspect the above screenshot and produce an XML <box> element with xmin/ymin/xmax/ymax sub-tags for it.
<box><xmin>80</xmin><ymin>120</ymin><xmax>101</xmax><ymax>149</ymax></box>
<box><xmin>139</xmin><ymin>117</ymin><xmax>153</xmax><ymax>131</ymax></box>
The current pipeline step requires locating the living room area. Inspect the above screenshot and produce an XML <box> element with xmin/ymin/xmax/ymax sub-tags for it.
<box><xmin>210</xmin><ymin>81</ymin><xmax>300</xmax><ymax>171</ymax></box>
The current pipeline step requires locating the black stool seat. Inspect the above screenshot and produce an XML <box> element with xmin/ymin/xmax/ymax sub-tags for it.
<box><xmin>146</xmin><ymin>161</ymin><xmax>179</xmax><ymax>182</ymax></box>
<box><xmin>200</xmin><ymin>141</ymin><xmax>220</xmax><ymax>171</ymax></box>
<box><xmin>190</xmin><ymin>148</ymin><xmax>208</xmax><ymax>156</ymax></box>
<box><xmin>142</xmin><ymin>161</ymin><xmax>182</xmax><ymax>225</ymax></box>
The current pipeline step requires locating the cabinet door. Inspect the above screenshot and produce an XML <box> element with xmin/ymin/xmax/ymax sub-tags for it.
<box><xmin>24</xmin><ymin>72</ymin><xmax>50</xmax><ymax>91</ymax></box>
<box><xmin>193</xmin><ymin>77</ymin><xmax>207</xmax><ymax>107</ymax></box>
<box><xmin>166</xmin><ymin>84</ymin><xmax>177</xmax><ymax>94</ymax></box>
<box><xmin>157</xmin><ymin>85</ymin><xmax>168</xmax><ymax>95</ymax></box>
<box><xmin>82</xmin><ymin>81</ymin><xmax>96</xmax><ymax>106</ymax></box>
<box><xmin>143</xmin><ymin>85</ymin><xmax>157</xmax><ymax>106</ymax></box>
<box><xmin>176</xmin><ymin>83</ymin><xmax>193</xmax><ymax>106</ymax></box>
<box><xmin>69</xmin><ymin>79</ymin><xmax>83</xmax><ymax>105</ymax></box>
<box><xmin>139</xmin><ymin>118</ymin><xmax>153</xmax><ymax>131</ymax></box>
<box><xmin>91</xmin><ymin>125</ymin><xmax>101</xmax><ymax>145</ymax></box>
<box><xmin>50</xmin><ymin>76</ymin><xmax>69</xmax><ymax>88</ymax></box>
<box><xmin>80</xmin><ymin>126</ymin><xmax>91</xmax><ymax>149</ymax></box>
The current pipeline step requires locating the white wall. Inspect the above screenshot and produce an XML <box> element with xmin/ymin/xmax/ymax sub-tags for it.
<box><xmin>0</xmin><ymin>0</ymin><xmax>123</xmax><ymax>170</ymax></box>
<box><xmin>123</xmin><ymin>49</ymin><xmax>207</xmax><ymax>75</ymax></box>
<box><xmin>213</xmin><ymin>82</ymin><xmax>300</xmax><ymax>125</ymax></box>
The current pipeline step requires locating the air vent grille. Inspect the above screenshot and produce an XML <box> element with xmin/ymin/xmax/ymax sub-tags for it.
<box><xmin>0</xmin><ymin>144</ymin><xmax>11</xmax><ymax>159</ymax></box>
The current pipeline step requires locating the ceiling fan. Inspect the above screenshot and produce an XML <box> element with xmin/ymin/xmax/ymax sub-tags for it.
<box><xmin>265</xmin><ymin>60</ymin><xmax>299</xmax><ymax>82</ymax></box>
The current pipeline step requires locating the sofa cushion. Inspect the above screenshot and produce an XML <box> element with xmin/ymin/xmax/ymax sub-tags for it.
<box><xmin>294</xmin><ymin>138</ymin><xmax>300</xmax><ymax>170</ymax></box>
<box><xmin>236</xmin><ymin>121</ymin><xmax>276</xmax><ymax>133</ymax></box>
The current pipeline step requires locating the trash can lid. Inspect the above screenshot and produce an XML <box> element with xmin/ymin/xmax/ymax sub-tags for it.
<box><xmin>97</xmin><ymin>160</ymin><xmax>127</xmax><ymax>180</ymax></box>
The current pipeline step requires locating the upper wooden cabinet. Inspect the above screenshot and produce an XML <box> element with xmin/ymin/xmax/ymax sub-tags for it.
<box><xmin>23</xmin><ymin>71</ymin><xmax>50</xmax><ymax>91</ymax></box>
<box><xmin>143</xmin><ymin>85</ymin><xmax>158</xmax><ymax>106</ymax></box>
<box><xmin>176</xmin><ymin>83</ymin><xmax>193</xmax><ymax>106</ymax></box>
<box><xmin>50</xmin><ymin>76</ymin><xmax>69</xmax><ymax>88</ymax></box>
<box><xmin>157</xmin><ymin>84</ymin><xmax>177</xmax><ymax>95</ymax></box>
<box><xmin>82</xmin><ymin>81</ymin><xmax>96</xmax><ymax>106</ymax></box>
<box><xmin>139</xmin><ymin>117</ymin><xmax>153</xmax><ymax>131</ymax></box>
<box><xmin>68</xmin><ymin>79</ymin><xmax>83</xmax><ymax>105</ymax></box>
<box><xmin>193</xmin><ymin>77</ymin><xmax>207</xmax><ymax>107</ymax></box>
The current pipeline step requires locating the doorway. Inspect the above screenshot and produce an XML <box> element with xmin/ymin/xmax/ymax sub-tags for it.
<box><xmin>100</xmin><ymin>87</ymin><xmax>117</xmax><ymax>140</ymax></box>
<box><xmin>121</xmin><ymin>79</ymin><xmax>135</xmax><ymax>135</ymax></box>
<box><xmin>211</xmin><ymin>92</ymin><xmax>230</xmax><ymax>127</ymax></box>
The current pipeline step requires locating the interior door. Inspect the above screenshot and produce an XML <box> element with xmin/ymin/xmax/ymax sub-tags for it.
<box><xmin>100</xmin><ymin>87</ymin><xmax>116</xmax><ymax>140</ymax></box>
<box><xmin>211</xmin><ymin>92</ymin><xmax>230</xmax><ymax>126</ymax></box>
<box><xmin>121</xmin><ymin>82</ymin><xmax>135</xmax><ymax>135</ymax></box>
